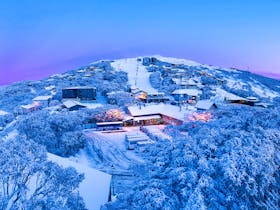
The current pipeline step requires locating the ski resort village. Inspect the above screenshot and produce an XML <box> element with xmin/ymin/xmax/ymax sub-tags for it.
<box><xmin>0</xmin><ymin>56</ymin><xmax>280</xmax><ymax>209</ymax></box>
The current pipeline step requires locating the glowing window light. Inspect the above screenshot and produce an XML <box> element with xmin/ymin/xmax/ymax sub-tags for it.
<box><xmin>188</xmin><ymin>112</ymin><xmax>212</xmax><ymax>122</ymax></box>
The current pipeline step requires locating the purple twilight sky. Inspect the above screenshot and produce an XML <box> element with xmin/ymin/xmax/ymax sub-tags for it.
<box><xmin>0</xmin><ymin>0</ymin><xmax>280</xmax><ymax>85</ymax></box>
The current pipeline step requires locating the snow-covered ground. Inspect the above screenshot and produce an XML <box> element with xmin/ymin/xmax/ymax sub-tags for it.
<box><xmin>225</xmin><ymin>77</ymin><xmax>247</xmax><ymax>90</ymax></box>
<box><xmin>0</xmin><ymin>110</ymin><xmax>9</xmax><ymax>116</ymax></box>
<box><xmin>111</xmin><ymin>57</ymin><xmax>158</xmax><ymax>94</ymax></box>
<box><xmin>213</xmin><ymin>88</ymin><xmax>246</xmax><ymax>101</ymax></box>
<box><xmin>249</xmin><ymin>80</ymin><xmax>279</xmax><ymax>98</ymax></box>
<box><xmin>82</xmin><ymin>129</ymin><xmax>145</xmax><ymax>172</ymax></box>
<box><xmin>30</xmin><ymin>87</ymin><xmax>36</xmax><ymax>94</ymax></box>
<box><xmin>3</xmin><ymin>129</ymin><xmax>18</xmax><ymax>142</ymax></box>
<box><xmin>48</xmin><ymin>153</ymin><xmax>111</xmax><ymax>210</ymax></box>
<box><xmin>224</xmin><ymin>77</ymin><xmax>279</xmax><ymax>99</ymax></box>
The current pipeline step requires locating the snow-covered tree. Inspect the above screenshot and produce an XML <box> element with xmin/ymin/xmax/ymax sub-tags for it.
<box><xmin>105</xmin><ymin>105</ymin><xmax>280</xmax><ymax>209</ymax></box>
<box><xmin>149</xmin><ymin>71</ymin><xmax>162</xmax><ymax>89</ymax></box>
<box><xmin>107</xmin><ymin>91</ymin><xmax>135</xmax><ymax>106</ymax></box>
<box><xmin>17</xmin><ymin>110</ymin><xmax>86</xmax><ymax>157</ymax></box>
<box><xmin>0</xmin><ymin>137</ymin><xmax>86</xmax><ymax>210</ymax></box>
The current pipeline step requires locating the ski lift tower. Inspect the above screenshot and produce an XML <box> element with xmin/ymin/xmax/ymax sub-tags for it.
<box><xmin>135</xmin><ymin>58</ymin><xmax>140</xmax><ymax>86</ymax></box>
<box><xmin>178</xmin><ymin>73</ymin><xmax>183</xmax><ymax>111</ymax></box>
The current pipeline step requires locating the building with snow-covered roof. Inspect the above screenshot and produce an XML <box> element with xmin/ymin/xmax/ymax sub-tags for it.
<box><xmin>62</xmin><ymin>100</ymin><xmax>86</xmax><ymax>111</ymax></box>
<box><xmin>246</xmin><ymin>96</ymin><xmax>259</xmax><ymax>102</ymax></box>
<box><xmin>145</xmin><ymin>92</ymin><xmax>171</xmax><ymax>103</ymax></box>
<box><xmin>132</xmin><ymin>114</ymin><xmax>162</xmax><ymax>126</ymax></box>
<box><xmin>172</xmin><ymin>89</ymin><xmax>202</xmax><ymax>96</ymax></box>
<box><xmin>127</xmin><ymin>104</ymin><xmax>191</xmax><ymax>126</ymax></box>
<box><xmin>225</xmin><ymin>95</ymin><xmax>258</xmax><ymax>106</ymax></box>
<box><xmin>48</xmin><ymin>153</ymin><xmax>111</xmax><ymax>210</ymax></box>
<box><xmin>172</xmin><ymin>89</ymin><xmax>202</xmax><ymax>102</ymax></box>
<box><xmin>225</xmin><ymin>95</ymin><xmax>247</xmax><ymax>101</ymax></box>
<box><xmin>20</xmin><ymin>103</ymin><xmax>39</xmax><ymax>114</ymax></box>
<box><xmin>33</xmin><ymin>95</ymin><xmax>52</xmax><ymax>107</ymax></box>
<box><xmin>62</xmin><ymin>86</ymin><xmax>96</xmax><ymax>100</ymax></box>
<box><xmin>195</xmin><ymin>100</ymin><xmax>217</xmax><ymax>111</ymax></box>
<box><xmin>172</xmin><ymin>78</ymin><xmax>201</xmax><ymax>89</ymax></box>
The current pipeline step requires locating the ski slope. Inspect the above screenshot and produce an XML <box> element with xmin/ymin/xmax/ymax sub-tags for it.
<box><xmin>111</xmin><ymin>57</ymin><xmax>158</xmax><ymax>94</ymax></box>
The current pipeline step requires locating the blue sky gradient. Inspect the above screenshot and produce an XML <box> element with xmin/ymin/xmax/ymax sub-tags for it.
<box><xmin>0</xmin><ymin>0</ymin><xmax>279</xmax><ymax>84</ymax></box>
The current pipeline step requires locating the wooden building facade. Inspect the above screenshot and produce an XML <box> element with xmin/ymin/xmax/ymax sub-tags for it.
<box><xmin>62</xmin><ymin>87</ymin><xmax>96</xmax><ymax>100</ymax></box>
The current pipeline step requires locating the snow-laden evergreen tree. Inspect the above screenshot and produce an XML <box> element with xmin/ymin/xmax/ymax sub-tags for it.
<box><xmin>0</xmin><ymin>137</ymin><xmax>86</xmax><ymax>210</ymax></box>
<box><xmin>17</xmin><ymin>110</ymin><xmax>86</xmax><ymax>157</ymax></box>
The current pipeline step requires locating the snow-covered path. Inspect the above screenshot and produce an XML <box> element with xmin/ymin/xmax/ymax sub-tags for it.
<box><xmin>111</xmin><ymin>58</ymin><xmax>158</xmax><ymax>93</ymax></box>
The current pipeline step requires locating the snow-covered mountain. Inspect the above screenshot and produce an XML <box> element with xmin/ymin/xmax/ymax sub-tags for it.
<box><xmin>111</xmin><ymin>55</ymin><xmax>279</xmax><ymax>100</ymax></box>
<box><xmin>0</xmin><ymin>56</ymin><xmax>280</xmax><ymax>210</ymax></box>
<box><xmin>1</xmin><ymin>55</ymin><xmax>279</xmax><ymax>114</ymax></box>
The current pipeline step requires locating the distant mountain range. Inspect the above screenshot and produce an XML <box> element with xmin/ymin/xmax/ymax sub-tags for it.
<box><xmin>254</xmin><ymin>71</ymin><xmax>280</xmax><ymax>80</ymax></box>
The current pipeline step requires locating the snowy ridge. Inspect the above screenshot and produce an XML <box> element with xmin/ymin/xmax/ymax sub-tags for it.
<box><xmin>150</xmin><ymin>55</ymin><xmax>200</xmax><ymax>66</ymax></box>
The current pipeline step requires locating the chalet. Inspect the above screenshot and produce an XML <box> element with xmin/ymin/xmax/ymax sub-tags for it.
<box><xmin>62</xmin><ymin>86</ymin><xmax>96</xmax><ymax>100</ymax></box>
<box><xmin>172</xmin><ymin>89</ymin><xmax>202</xmax><ymax>102</ymax></box>
<box><xmin>145</xmin><ymin>92</ymin><xmax>170</xmax><ymax>103</ymax></box>
<box><xmin>246</xmin><ymin>97</ymin><xmax>259</xmax><ymax>103</ymax></box>
<box><xmin>133</xmin><ymin>114</ymin><xmax>162</xmax><ymax>126</ymax></box>
<box><xmin>130</xmin><ymin>86</ymin><xmax>146</xmax><ymax>97</ymax></box>
<box><xmin>136</xmin><ymin>91</ymin><xmax>147</xmax><ymax>101</ymax></box>
<box><xmin>20</xmin><ymin>103</ymin><xmax>39</xmax><ymax>114</ymax></box>
<box><xmin>195</xmin><ymin>100</ymin><xmax>217</xmax><ymax>111</ymax></box>
<box><xmin>127</xmin><ymin>104</ymin><xmax>188</xmax><ymax>126</ymax></box>
<box><xmin>161</xmin><ymin>114</ymin><xmax>183</xmax><ymax>126</ymax></box>
<box><xmin>32</xmin><ymin>95</ymin><xmax>52</xmax><ymax>107</ymax></box>
<box><xmin>185</xmin><ymin>79</ymin><xmax>198</xmax><ymax>89</ymax></box>
<box><xmin>62</xmin><ymin>100</ymin><xmax>86</xmax><ymax>111</ymax></box>
<box><xmin>124</xmin><ymin>106</ymin><xmax>162</xmax><ymax>126</ymax></box>
<box><xmin>225</xmin><ymin>96</ymin><xmax>259</xmax><ymax>106</ymax></box>
<box><xmin>172</xmin><ymin>78</ymin><xmax>201</xmax><ymax>89</ymax></box>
